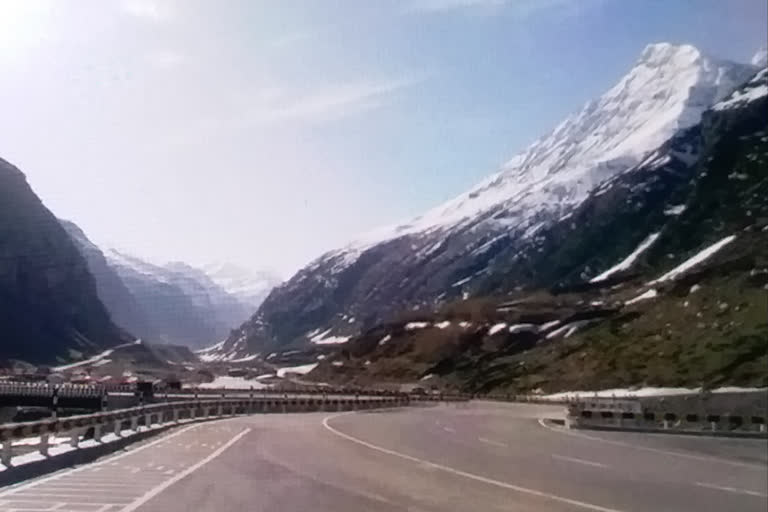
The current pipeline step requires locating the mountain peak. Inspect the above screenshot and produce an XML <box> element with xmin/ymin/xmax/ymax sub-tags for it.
<box><xmin>637</xmin><ymin>42</ymin><xmax>701</xmax><ymax>67</ymax></box>
<box><xmin>751</xmin><ymin>47</ymin><xmax>767</xmax><ymax>68</ymax></box>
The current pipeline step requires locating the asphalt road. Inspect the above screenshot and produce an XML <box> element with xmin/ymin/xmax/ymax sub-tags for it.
<box><xmin>1</xmin><ymin>401</ymin><xmax>766</xmax><ymax>512</ymax></box>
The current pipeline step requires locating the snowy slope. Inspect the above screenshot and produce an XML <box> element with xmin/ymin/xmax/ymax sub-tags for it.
<box><xmin>337</xmin><ymin>43</ymin><xmax>754</xmax><ymax>258</ymax></box>
<box><xmin>215</xmin><ymin>42</ymin><xmax>757</xmax><ymax>359</ymax></box>
<box><xmin>104</xmin><ymin>251</ymin><xmax>257</xmax><ymax>348</ymax></box>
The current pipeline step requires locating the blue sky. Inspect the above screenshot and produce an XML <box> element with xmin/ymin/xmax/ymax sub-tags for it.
<box><xmin>0</xmin><ymin>0</ymin><xmax>765</xmax><ymax>276</ymax></box>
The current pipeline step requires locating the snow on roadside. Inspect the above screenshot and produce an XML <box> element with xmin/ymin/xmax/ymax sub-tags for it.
<box><xmin>405</xmin><ymin>322</ymin><xmax>430</xmax><ymax>330</ymax></box>
<box><xmin>542</xmin><ymin>386</ymin><xmax>767</xmax><ymax>400</ymax></box>
<box><xmin>651</xmin><ymin>235</ymin><xmax>736</xmax><ymax>283</ymax></box>
<box><xmin>378</xmin><ymin>334</ymin><xmax>391</xmax><ymax>346</ymax></box>
<box><xmin>590</xmin><ymin>233</ymin><xmax>660</xmax><ymax>283</ymax></box>
<box><xmin>434</xmin><ymin>321</ymin><xmax>451</xmax><ymax>329</ymax></box>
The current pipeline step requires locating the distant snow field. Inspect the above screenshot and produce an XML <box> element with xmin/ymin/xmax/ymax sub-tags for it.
<box><xmin>543</xmin><ymin>386</ymin><xmax>766</xmax><ymax>400</ymax></box>
<box><xmin>198</xmin><ymin>376</ymin><xmax>269</xmax><ymax>389</ymax></box>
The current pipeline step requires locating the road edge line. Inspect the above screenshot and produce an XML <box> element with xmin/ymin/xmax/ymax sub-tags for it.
<box><xmin>0</xmin><ymin>423</ymin><xmax>207</xmax><ymax>498</ymax></box>
<box><xmin>121</xmin><ymin>427</ymin><xmax>251</xmax><ymax>512</ymax></box>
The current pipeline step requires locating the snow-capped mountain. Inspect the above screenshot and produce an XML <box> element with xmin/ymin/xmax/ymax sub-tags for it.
<box><xmin>105</xmin><ymin>251</ymin><xmax>254</xmax><ymax>348</ymax></box>
<box><xmin>60</xmin><ymin>224</ymin><xmax>276</xmax><ymax>349</ymax></box>
<box><xmin>202</xmin><ymin>262</ymin><xmax>281</xmax><ymax>309</ymax></box>
<box><xmin>212</xmin><ymin>42</ymin><xmax>758</xmax><ymax>359</ymax></box>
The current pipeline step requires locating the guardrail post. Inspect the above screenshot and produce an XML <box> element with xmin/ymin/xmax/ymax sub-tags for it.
<box><xmin>39</xmin><ymin>433</ymin><xmax>50</xmax><ymax>456</ymax></box>
<box><xmin>69</xmin><ymin>430</ymin><xmax>80</xmax><ymax>448</ymax></box>
<box><xmin>710</xmin><ymin>421</ymin><xmax>717</xmax><ymax>432</ymax></box>
<box><xmin>131</xmin><ymin>416</ymin><xmax>139</xmax><ymax>432</ymax></box>
<box><xmin>2</xmin><ymin>440</ymin><xmax>12</xmax><ymax>467</ymax></box>
<box><xmin>174</xmin><ymin>409</ymin><xmax>180</xmax><ymax>423</ymax></box>
<box><xmin>51</xmin><ymin>386</ymin><xmax>59</xmax><ymax>420</ymax></box>
<box><xmin>114</xmin><ymin>420</ymin><xmax>122</xmax><ymax>437</ymax></box>
<box><xmin>145</xmin><ymin>413</ymin><xmax>152</xmax><ymax>428</ymax></box>
<box><xmin>93</xmin><ymin>424</ymin><xmax>102</xmax><ymax>442</ymax></box>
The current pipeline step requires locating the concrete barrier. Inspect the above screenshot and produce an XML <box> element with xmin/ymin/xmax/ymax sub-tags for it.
<box><xmin>566</xmin><ymin>399</ymin><xmax>768</xmax><ymax>438</ymax></box>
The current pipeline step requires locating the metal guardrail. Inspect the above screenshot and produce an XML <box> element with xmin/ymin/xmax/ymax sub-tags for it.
<box><xmin>0</xmin><ymin>394</ymin><xmax>416</xmax><ymax>467</ymax></box>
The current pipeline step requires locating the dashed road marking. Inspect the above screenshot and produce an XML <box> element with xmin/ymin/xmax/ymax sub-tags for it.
<box><xmin>537</xmin><ymin>419</ymin><xmax>765</xmax><ymax>470</ymax></box>
<box><xmin>552</xmin><ymin>454</ymin><xmax>608</xmax><ymax>469</ymax></box>
<box><xmin>478</xmin><ymin>437</ymin><xmax>508</xmax><ymax>448</ymax></box>
<box><xmin>695</xmin><ymin>482</ymin><xmax>768</xmax><ymax>498</ymax></box>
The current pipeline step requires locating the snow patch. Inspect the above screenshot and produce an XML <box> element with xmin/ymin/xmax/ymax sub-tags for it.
<box><xmin>626</xmin><ymin>288</ymin><xmax>658</xmax><ymax>305</ymax></box>
<box><xmin>508</xmin><ymin>324</ymin><xmax>538</xmax><ymax>334</ymax></box>
<box><xmin>651</xmin><ymin>235</ymin><xmax>736</xmax><ymax>283</ymax></box>
<box><xmin>199</xmin><ymin>376</ymin><xmax>268</xmax><ymax>389</ymax></box>
<box><xmin>405</xmin><ymin>322</ymin><xmax>430</xmax><ymax>330</ymax></box>
<box><xmin>276</xmin><ymin>363</ymin><xmax>318</xmax><ymax>378</ymax></box>
<box><xmin>591</xmin><ymin>233</ymin><xmax>660</xmax><ymax>283</ymax></box>
<box><xmin>663</xmin><ymin>204</ymin><xmax>686</xmax><ymax>216</ymax></box>
<box><xmin>543</xmin><ymin>386</ymin><xmax>767</xmax><ymax>400</ymax></box>
<box><xmin>488</xmin><ymin>323</ymin><xmax>507</xmax><ymax>335</ymax></box>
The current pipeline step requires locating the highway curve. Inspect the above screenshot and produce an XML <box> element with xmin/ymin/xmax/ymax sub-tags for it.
<box><xmin>1</xmin><ymin>402</ymin><xmax>766</xmax><ymax>512</ymax></box>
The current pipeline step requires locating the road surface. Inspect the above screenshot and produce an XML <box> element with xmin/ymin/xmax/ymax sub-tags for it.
<box><xmin>1</xmin><ymin>402</ymin><xmax>765</xmax><ymax>511</ymax></box>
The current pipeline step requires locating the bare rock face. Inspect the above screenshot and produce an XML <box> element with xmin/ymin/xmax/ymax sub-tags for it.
<box><xmin>0</xmin><ymin>158</ymin><xmax>128</xmax><ymax>364</ymax></box>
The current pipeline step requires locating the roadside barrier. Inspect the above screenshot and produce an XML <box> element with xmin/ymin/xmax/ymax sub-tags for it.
<box><xmin>0</xmin><ymin>394</ymin><xmax>413</xmax><ymax>468</ymax></box>
<box><xmin>566</xmin><ymin>400</ymin><xmax>767</xmax><ymax>436</ymax></box>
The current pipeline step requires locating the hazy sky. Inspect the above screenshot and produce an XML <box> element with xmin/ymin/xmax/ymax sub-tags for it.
<box><xmin>1</xmin><ymin>0</ymin><xmax>765</xmax><ymax>277</ymax></box>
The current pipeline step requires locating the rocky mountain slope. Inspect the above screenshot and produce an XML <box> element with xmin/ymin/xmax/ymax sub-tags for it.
<box><xmin>0</xmin><ymin>158</ymin><xmax>130</xmax><ymax>365</ymax></box>
<box><xmin>62</xmin><ymin>224</ymin><xmax>278</xmax><ymax>349</ymax></box>
<box><xmin>309</xmin><ymin>68</ymin><xmax>768</xmax><ymax>392</ymax></box>
<box><xmin>213</xmin><ymin>43</ymin><xmax>759</xmax><ymax>361</ymax></box>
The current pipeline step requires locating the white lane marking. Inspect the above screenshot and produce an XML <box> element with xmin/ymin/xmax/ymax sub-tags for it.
<box><xmin>478</xmin><ymin>437</ymin><xmax>508</xmax><ymax>448</ymax></box>
<box><xmin>695</xmin><ymin>482</ymin><xmax>768</xmax><ymax>498</ymax></box>
<box><xmin>0</xmin><ymin>423</ymin><xmax>203</xmax><ymax>498</ymax></box>
<box><xmin>552</xmin><ymin>454</ymin><xmax>608</xmax><ymax>469</ymax></box>
<box><xmin>442</xmin><ymin>426</ymin><xmax>455</xmax><ymax>433</ymax></box>
<box><xmin>323</xmin><ymin>413</ymin><xmax>624</xmax><ymax>512</ymax></box>
<box><xmin>120</xmin><ymin>428</ymin><xmax>251</xmax><ymax>512</ymax></box>
<box><xmin>537</xmin><ymin>419</ymin><xmax>765</xmax><ymax>470</ymax></box>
